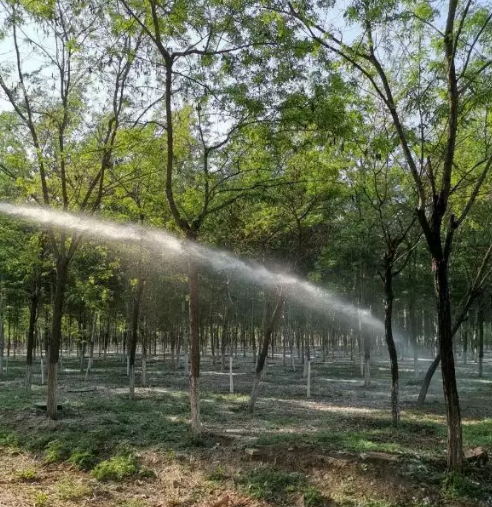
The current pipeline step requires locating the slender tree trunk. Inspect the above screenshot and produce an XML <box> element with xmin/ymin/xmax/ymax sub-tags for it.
<box><xmin>462</xmin><ymin>324</ymin><xmax>468</xmax><ymax>365</ymax></box>
<box><xmin>129</xmin><ymin>278</ymin><xmax>145</xmax><ymax>401</ymax></box>
<box><xmin>417</xmin><ymin>353</ymin><xmax>441</xmax><ymax>405</ymax></box>
<box><xmin>26</xmin><ymin>288</ymin><xmax>39</xmax><ymax>391</ymax></box>
<box><xmin>249</xmin><ymin>296</ymin><xmax>284</xmax><ymax>414</ymax></box>
<box><xmin>47</xmin><ymin>257</ymin><xmax>69</xmax><ymax>420</ymax></box>
<box><xmin>85</xmin><ymin>314</ymin><xmax>96</xmax><ymax>381</ymax></box>
<box><xmin>383</xmin><ymin>260</ymin><xmax>399</xmax><ymax>427</ymax></box>
<box><xmin>0</xmin><ymin>287</ymin><xmax>4</xmax><ymax>378</ymax></box>
<box><xmin>478</xmin><ymin>304</ymin><xmax>484</xmax><ymax>378</ymax></box>
<box><xmin>188</xmin><ymin>257</ymin><xmax>201</xmax><ymax>436</ymax></box>
<box><xmin>221</xmin><ymin>304</ymin><xmax>228</xmax><ymax>372</ymax></box>
<box><xmin>409</xmin><ymin>277</ymin><xmax>419</xmax><ymax>378</ymax></box>
<box><xmin>363</xmin><ymin>332</ymin><xmax>371</xmax><ymax>386</ymax></box>
<box><xmin>142</xmin><ymin>338</ymin><xmax>147</xmax><ymax>387</ymax></box>
<box><xmin>434</xmin><ymin>258</ymin><xmax>463</xmax><ymax>472</ymax></box>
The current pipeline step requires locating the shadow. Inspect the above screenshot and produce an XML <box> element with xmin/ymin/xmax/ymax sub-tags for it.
<box><xmin>0</xmin><ymin>355</ymin><xmax>491</xmax><ymax>506</ymax></box>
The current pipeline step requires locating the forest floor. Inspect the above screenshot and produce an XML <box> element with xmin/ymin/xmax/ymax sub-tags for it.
<box><xmin>0</xmin><ymin>352</ymin><xmax>491</xmax><ymax>507</ymax></box>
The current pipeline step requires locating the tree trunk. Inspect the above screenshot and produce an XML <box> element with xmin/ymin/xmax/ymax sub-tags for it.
<box><xmin>26</xmin><ymin>288</ymin><xmax>39</xmax><ymax>391</ymax></box>
<box><xmin>383</xmin><ymin>259</ymin><xmax>399</xmax><ymax>427</ymax></box>
<box><xmin>0</xmin><ymin>288</ymin><xmax>4</xmax><ymax>378</ymax></box>
<box><xmin>188</xmin><ymin>258</ymin><xmax>201</xmax><ymax>436</ymax></box>
<box><xmin>408</xmin><ymin>277</ymin><xmax>419</xmax><ymax>378</ymax></box>
<box><xmin>221</xmin><ymin>304</ymin><xmax>228</xmax><ymax>372</ymax></box>
<box><xmin>363</xmin><ymin>333</ymin><xmax>371</xmax><ymax>387</ymax></box>
<box><xmin>142</xmin><ymin>336</ymin><xmax>147</xmax><ymax>387</ymax></box>
<box><xmin>434</xmin><ymin>258</ymin><xmax>463</xmax><ymax>472</ymax></box>
<box><xmin>85</xmin><ymin>314</ymin><xmax>96</xmax><ymax>382</ymax></box>
<box><xmin>249</xmin><ymin>295</ymin><xmax>284</xmax><ymax>414</ymax></box>
<box><xmin>47</xmin><ymin>257</ymin><xmax>69</xmax><ymax>420</ymax></box>
<box><xmin>129</xmin><ymin>278</ymin><xmax>145</xmax><ymax>401</ymax></box>
<box><xmin>462</xmin><ymin>324</ymin><xmax>468</xmax><ymax>365</ymax></box>
<box><xmin>417</xmin><ymin>353</ymin><xmax>441</xmax><ymax>405</ymax></box>
<box><xmin>478</xmin><ymin>304</ymin><xmax>484</xmax><ymax>378</ymax></box>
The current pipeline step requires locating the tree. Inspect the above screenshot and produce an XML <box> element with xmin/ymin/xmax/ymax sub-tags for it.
<box><xmin>0</xmin><ymin>0</ymin><xmax>140</xmax><ymax>418</ymax></box>
<box><xmin>273</xmin><ymin>0</ymin><xmax>492</xmax><ymax>472</ymax></box>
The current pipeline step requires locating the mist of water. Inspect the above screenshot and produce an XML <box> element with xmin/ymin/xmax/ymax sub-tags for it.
<box><xmin>0</xmin><ymin>202</ymin><xmax>384</xmax><ymax>332</ymax></box>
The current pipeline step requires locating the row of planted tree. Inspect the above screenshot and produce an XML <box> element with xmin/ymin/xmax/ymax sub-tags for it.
<box><xmin>0</xmin><ymin>244</ymin><xmax>490</xmax><ymax>399</ymax></box>
<box><xmin>0</xmin><ymin>0</ymin><xmax>491</xmax><ymax>473</ymax></box>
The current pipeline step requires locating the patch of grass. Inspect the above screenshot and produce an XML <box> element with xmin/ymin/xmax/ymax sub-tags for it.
<box><xmin>92</xmin><ymin>454</ymin><xmax>139</xmax><ymax>481</ymax></box>
<box><xmin>44</xmin><ymin>439</ymin><xmax>70</xmax><ymax>464</ymax></box>
<box><xmin>441</xmin><ymin>472</ymin><xmax>481</xmax><ymax>500</ymax></box>
<box><xmin>303</xmin><ymin>486</ymin><xmax>328</xmax><ymax>507</ymax></box>
<box><xmin>14</xmin><ymin>467</ymin><xmax>37</xmax><ymax>482</ymax></box>
<box><xmin>56</xmin><ymin>478</ymin><xmax>92</xmax><ymax>500</ymax></box>
<box><xmin>463</xmin><ymin>418</ymin><xmax>492</xmax><ymax>448</ymax></box>
<box><xmin>207</xmin><ymin>465</ymin><xmax>227</xmax><ymax>482</ymax></box>
<box><xmin>117</xmin><ymin>501</ymin><xmax>147</xmax><ymax>507</ymax></box>
<box><xmin>0</xmin><ymin>428</ymin><xmax>19</xmax><ymax>447</ymax></box>
<box><xmin>314</xmin><ymin>431</ymin><xmax>403</xmax><ymax>454</ymax></box>
<box><xmin>68</xmin><ymin>450</ymin><xmax>99</xmax><ymax>471</ymax></box>
<box><xmin>336</xmin><ymin>500</ymin><xmax>396</xmax><ymax>507</ymax></box>
<box><xmin>254</xmin><ymin>432</ymin><xmax>303</xmax><ymax>446</ymax></box>
<box><xmin>91</xmin><ymin>452</ymin><xmax>154</xmax><ymax>482</ymax></box>
<box><xmin>33</xmin><ymin>492</ymin><xmax>49</xmax><ymax>507</ymax></box>
<box><xmin>0</xmin><ymin>389</ymin><xmax>32</xmax><ymax>410</ymax></box>
<box><xmin>240</xmin><ymin>466</ymin><xmax>306</xmax><ymax>502</ymax></box>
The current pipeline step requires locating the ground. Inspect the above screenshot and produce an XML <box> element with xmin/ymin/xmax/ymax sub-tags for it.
<box><xmin>0</xmin><ymin>351</ymin><xmax>491</xmax><ymax>507</ymax></box>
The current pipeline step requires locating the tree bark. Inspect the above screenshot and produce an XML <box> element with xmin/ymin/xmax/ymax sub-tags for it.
<box><xmin>129</xmin><ymin>278</ymin><xmax>145</xmax><ymax>401</ymax></box>
<box><xmin>26</xmin><ymin>287</ymin><xmax>39</xmax><ymax>391</ymax></box>
<box><xmin>384</xmin><ymin>259</ymin><xmax>399</xmax><ymax>427</ymax></box>
<box><xmin>478</xmin><ymin>304</ymin><xmax>484</xmax><ymax>378</ymax></box>
<box><xmin>249</xmin><ymin>295</ymin><xmax>284</xmax><ymax>414</ymax></box>
<box><xmin>188</xmin><ymin>255</ymin><xmax>200</xmax><ymax>436</ymax></box>
<box><xmin>408</xmin><ymin>260</ymin><xmax>419</xmax><ymax>378</ymax></box>
<box><xmin>47</xmin><ymin>257</ymin><xmax>69</xmax><ymax>420</ymax></box>
<box><xmin>434</xmin><ymin>257</ymin><xmax>463</xmax><ymax>472</ymax></box>
<box><xmin>417</xmin><ymin>353</ymin><xmax>441</xmax><ymax>405</ymax></box>
<box><xmin>462</xmin><ymin>324</ymin><xmax>468</xmax><ymax>365</ymax></box>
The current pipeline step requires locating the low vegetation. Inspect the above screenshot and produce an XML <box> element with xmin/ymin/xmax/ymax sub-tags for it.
<box><xmin>0</xmin><ymin>356</ymin><xmax>490</xmax><ymax>506</ymax></box>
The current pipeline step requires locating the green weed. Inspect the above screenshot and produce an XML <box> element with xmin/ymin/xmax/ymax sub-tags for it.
<box><xmin>118</xmin><ymin>501</ymin><xmax>147</xmax><ymax>507</ymax></box>
<box><xmin>56</xmin><ymin>478</ymin><xmax>92</xmax><ymax>500</ymax></box>
<box><xmin>92</xmin><ymin>454</ymin><xmax>139</xmax><ymax>481</ymax></box>
<box><xmin>68</xmin><ymin>450</ymin><xmax>99</xmax><ymax>471</ymax></box>
<box><xmin>303</xmin><ymin>486</ymin><xmax>327</xmax><ymax>507</ymax></box>
<box><xmin>207</xmin><ymin>465</ymin><xmax>227</xmax><ymax>482</ymax></box>
<box><xmin>240</xmin><ymin>466</ymin><xmax>306</xmax><ymax>502</ymax></box>
<box><xmin>14</xmin><ymin>467</ymin><xmax>37</xmax><ymax>482</ymax></box>
<box><xmin>91</xmin><ymin>452</ymin><xmax>154</xmax><ymax>482</ymax></box>
<box><xmin>44</xmin><ymin>440</ymin><xmax>70</xmax><ymax>464</ymax></box>
<box><xmin>441</xmin><ymin>472</ymin><xmax>481</xmax><ymax>500</ymax></box>
<box><xmin>33</xmin><ymin>492</ymin><xmax>49</xmax><ymax>507</ymax></box>
<box><xmin>463</xmin><ymin>419</ymin><xmax>492</xmax><ymax>448</ymax></box>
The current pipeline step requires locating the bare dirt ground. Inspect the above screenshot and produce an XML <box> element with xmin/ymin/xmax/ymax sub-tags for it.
<box><xmin>0</xmin><ymin>351</ymin><xmax>491</xmax><ymax>507</ymax></box>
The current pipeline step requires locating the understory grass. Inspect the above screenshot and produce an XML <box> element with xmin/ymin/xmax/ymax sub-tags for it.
<box><xmin>0</xmin><ymin>356</ymin><xmax>490</xmax><ymax>506</ymax></box>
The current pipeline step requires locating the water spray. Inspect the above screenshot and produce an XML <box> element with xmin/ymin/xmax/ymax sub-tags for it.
<box><xmin>0</xmin><ymin>202</ymin><xmax>384</xmax><ymax>331</ymax></box>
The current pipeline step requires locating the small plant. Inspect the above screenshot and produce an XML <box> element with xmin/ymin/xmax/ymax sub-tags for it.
<box><xmin>240</xmin><ymin>466</ymin><xmax>305</xmax><ymax>502</ymax></box>
<box><xmin>441</xmin><ymin>472</ymin><xmax>480</xmax><ymax>500</ymax></box>
<box><xmin>14</xmin><ymin>467</ymin><xmax>37</xmax><ymax>482</ymax></box>
<box><xmin>92</xmin><ymin>454</ymin><xmax>140</xmax><ymax>481</ymax></box>
<box><xmin>303</xmin><ymin>486</ymin><xmax>327</xmax><ymax>507</ymax></box>
<box><xmin>164</xmin><ymin>448</ymin><xmax>177</xmax><ymax>461</ymax></box>
<box><xmin>207</xmin><ymin>466</ymin><xmax>227</xmax><ymax>482</ymax></box>
<box><xmin>44</xmin><ymin>440</ymin><xmax>70</xmax><ymax>464</ymax></box>
<box><xmin>118</xmin><ymin>500</ymin><xmax>147</xmax><ymax>507</ymax></box>
<box><xmin>56</xmin><ymin>478</ymin><xmax>92</xmax><ymax>500</ymax></box>
<box><xmin>33</xmin><ymin>492</ymin><xmax>49</xmax><ymax>507</ymax></box>
<box><xmin>0</xmin><ymin>429</ymin><xmax>19</xmax><ymax>448</ymax></box>
<box><xmin>69</xmin><ymin>450</ymin><xmax>98</xmax><ymax>471</ymax></box>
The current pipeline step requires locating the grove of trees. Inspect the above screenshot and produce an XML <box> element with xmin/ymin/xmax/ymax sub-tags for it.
<box><xmin>0</xmin><ymin>0</ymin><xmax>491</xmax><ymax>474</ymax></box>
